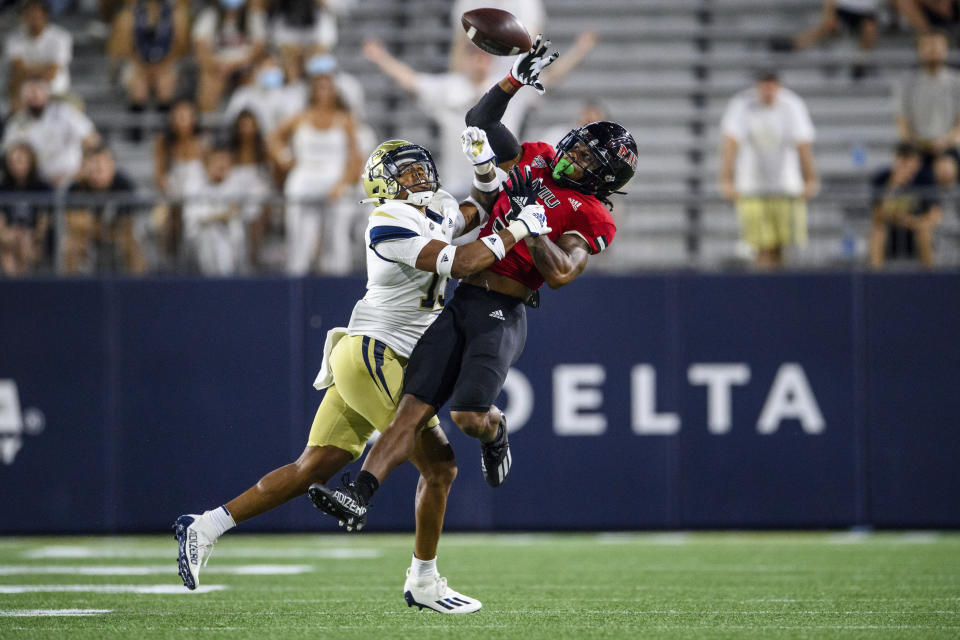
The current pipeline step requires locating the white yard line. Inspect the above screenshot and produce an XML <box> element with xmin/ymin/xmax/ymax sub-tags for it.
<box><xmin>827</xmin><ymin>530</ymin><xmax>874</xmax><ymax>544</ymax></box>
<box><xmin>0</xmin><ymin>609</ymin><xmax>112</xmax><ymax>617</ymax></box>
<box><xmin>597</xmin><ymin>532</ymin><xmax>691</xmax><ymax>545</ymax></box>
<box><xmin>0</xmin><ymin>584</ymin><xmax>227</xmax><ymax>594</ymax></box>
<box><xmin>897</xmin><ymin>532</ymin><xmax>940</xmax><ymax>543</ymax></box>
<box><xmin>0</xmin><ymin>564</ymin><xmax>313</xmax><ymax>576</ymax></box>
<box><xmin>22</xmin><ymin>546</ymin><xmax>380</xmax><ymax>560</ymax></box>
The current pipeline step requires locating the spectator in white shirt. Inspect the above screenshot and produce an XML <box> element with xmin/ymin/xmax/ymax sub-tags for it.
<box><xmin>183</xmin><ymin>140</ymin><xmax>252</xmax><ymax>274</ymax></box>
<box><xmin>1</xmin><ymin>76</ymin><xmax>100</xmax><ymax>187</ymax></box>
<box><xmin>192</xmin><ymin>0</ymin><xmax>267</xmax><ymax>112</ymax></box>
<box><xmin>224</xmin><ymin>54</ymin><xmax>302</xmax><ymax>136</ymax></box>
<box><xmin>270</xmin><ymin>0</ymin><xmax>354</xmax><ymax>84</ymax></box>
<box><xmin>5</xmin><ymin>0</ymin><xmax>72</xmax><ymax>109</ymax></box>
<box><xmin>227</xmin><ymin>109</ymin><xmax>274</xmax><ymax>270</ymax></box>
<box><xmin>362</xmin><ymin>38</ymin><xmax>493</xmax><ymax>196</ymax></box>
<box><xmin>719</xmin><ymin>68</ymin><xmax>819</xmax><ymax>269</ymax></box>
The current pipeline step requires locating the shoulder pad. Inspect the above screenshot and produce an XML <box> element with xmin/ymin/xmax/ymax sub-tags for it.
<box><xmin>370</xmin><ymin>200</ymin><xmax>422</xmax><ymax>226</ymax></box>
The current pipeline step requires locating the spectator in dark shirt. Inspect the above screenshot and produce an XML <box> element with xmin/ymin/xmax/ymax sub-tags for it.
<box><xmin>65</xmin><ymin>144</ymin><xmax>146</xmax><ymax>274</ymax></box>
<box><xmin>0</xmin><ymin>141</ymin><xmax>52</xmax><ymax>275</ymax></box>
<box><xmin>869</xmin><ymin>142</ymin><xmax>943</xmax><ymax>268</ymax></box>
<box><xmin>109</xmin><ymin>0</ymin><xmax>191</xmax><ymax>141</ymax></box>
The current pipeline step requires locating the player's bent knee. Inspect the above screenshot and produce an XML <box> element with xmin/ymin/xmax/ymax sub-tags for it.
<box><xmin>423</xmin><ymin>458</ymin><xmax>458</xmax><ymax>489</ymax></box>
<box><xmin>450</xmin><ymin>410</ymin><xmax>487</xmax><ymax>439</ymax></box>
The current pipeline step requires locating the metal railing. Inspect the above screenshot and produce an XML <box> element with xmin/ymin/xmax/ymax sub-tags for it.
<box><xmin>2</xmin><ymin>187</ymin><xmax>958</xmax><ymax>277</ymax></box>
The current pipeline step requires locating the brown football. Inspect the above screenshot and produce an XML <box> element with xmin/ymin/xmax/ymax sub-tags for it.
<box><xmin>461</xmin><ymin>8</ymin><xmax>532</xmax><ymax>56</ymax></box>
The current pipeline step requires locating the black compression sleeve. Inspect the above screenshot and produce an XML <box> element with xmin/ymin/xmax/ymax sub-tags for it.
<box><xmin>465</xmin><ymin>84</ymin><xmax>523</xmax><ymax>162</ymax></box>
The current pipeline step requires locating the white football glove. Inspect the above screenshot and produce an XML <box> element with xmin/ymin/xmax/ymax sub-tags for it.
<box><xmin>507</xmin><ymin>204</ymin><xmax>551</xmax><ymax>241</ymax></box>
<box><xmin>510</xmin><ymin>34</ymin><xmax>560</xmax><ymax>95</ymax></box>
<box><xmin>460</xmin><ymin>126</ymin><xmax>497</xmax><ymax>170</ymax></box>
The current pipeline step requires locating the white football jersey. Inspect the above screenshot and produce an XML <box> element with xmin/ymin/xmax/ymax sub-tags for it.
<box><xmin>346</xmin><ymin>190</ymin><xmax>461</xmax><ymax>357</ymax></box>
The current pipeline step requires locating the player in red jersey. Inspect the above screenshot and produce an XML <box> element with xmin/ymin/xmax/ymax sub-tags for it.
<box><xmin>309</xmin><ymin>34</ymin><xmax>638</xmax><ymax>529</ymax></box>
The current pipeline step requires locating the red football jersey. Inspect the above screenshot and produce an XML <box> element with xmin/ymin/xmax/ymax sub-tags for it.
<box><xmin>479</xmin><ymin>141</ymin><xmax>617</xmax><ymax>291</ymax></box>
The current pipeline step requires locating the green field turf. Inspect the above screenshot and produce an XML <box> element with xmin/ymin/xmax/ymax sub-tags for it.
<box><xmin>0</xmin><ymin>532</ymin><xmax>957</xmax><ymax>639</ymax></box>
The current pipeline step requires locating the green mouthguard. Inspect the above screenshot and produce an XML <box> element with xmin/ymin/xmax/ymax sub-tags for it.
<box><xmin>552</xmin><ymin>158</ymin><xmax>576</xmax><ymax>180</ymax></box>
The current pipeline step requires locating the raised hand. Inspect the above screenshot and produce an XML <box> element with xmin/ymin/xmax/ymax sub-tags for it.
<box><xmin>509</xmin><ymin>34</ymin><xmax>560</xmax><ymax>95</ymax></box>
<box><xmin>504</xmin><ymin>165</ymin><xmax>543</xmax><ymax>219</ymax></box>
<box><xmin>460</xmin><ymin>126</ymin><xmax>496</xmax><ymax>168</ymax></box>
<box><xmin>504</xmin><ymin>165</ymin><xmax>551</xmax><ymax>238</ymax></box>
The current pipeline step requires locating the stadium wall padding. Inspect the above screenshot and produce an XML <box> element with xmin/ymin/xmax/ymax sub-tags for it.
<box><xmin>1</xmin><ymin>273</ymin><xmax>958</xmax><ymax>532</ymax></box>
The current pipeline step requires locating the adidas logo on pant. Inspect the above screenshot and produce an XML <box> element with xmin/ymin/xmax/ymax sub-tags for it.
<box><xmin>489</xmin><ymin>309</ymin><xmax>504</xmax><ymax>320</ymax></box>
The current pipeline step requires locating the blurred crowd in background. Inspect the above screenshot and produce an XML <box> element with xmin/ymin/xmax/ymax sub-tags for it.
<box><xmin>0</xmin><ymin>0</ymin><xmax>959</xmax><ymax>276</ymax></box>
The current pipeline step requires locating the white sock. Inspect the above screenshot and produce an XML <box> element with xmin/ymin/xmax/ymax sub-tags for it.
<box><xmin>201</xmin><ymin>506</ymin><xmax>236</xmax><ymax>540</ymax></box>
<box><xmin>410</xmin><ymin>554</ymin><xmax>437</xmax><ymax>578</ymax></box>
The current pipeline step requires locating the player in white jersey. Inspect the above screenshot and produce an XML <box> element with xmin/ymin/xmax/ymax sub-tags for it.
<box><xmin>173</xmin><ymin>128</ymin><xmax>551</xmax><ymax>613</ymax></box>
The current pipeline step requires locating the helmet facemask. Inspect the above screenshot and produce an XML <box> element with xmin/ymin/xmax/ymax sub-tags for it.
<box><xmin>551</xmin><ymin>133</ymin><xmax>607</xmax><ymax>194</ymax></box>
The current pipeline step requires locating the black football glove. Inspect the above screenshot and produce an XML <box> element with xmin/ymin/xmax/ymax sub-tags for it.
<box><xmin>504</xmin><ymin>165</ymin><xmax>543</xmax><ymax>220</ymax></box>
<box><xmin>509</xmin><ymin>34</ymin><xmax>559</xmax><ymax>95</ymax></box>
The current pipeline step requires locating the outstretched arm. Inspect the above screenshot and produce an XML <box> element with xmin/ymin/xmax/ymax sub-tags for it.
<box><xmin>465</xmin><ymin>35</ymin><xmax>560</xmax><ymax>171</ymax></box>
<box><xmin>464</xmin><ymin>80</ymin><xmax>524</xmax><ymax>170</ymax></box>
<box><xmin>416</xmin><ymin>167</ymin><xmax>552</xmax><ymax>279</ymax></box>
<box><xmin>540</xmin><ymin>31</ymin><xmax>597</xmax><ymax>89</ymax></box>
<box><xmin>362</xmin><ymin>39</ymin><xmax>421</xmax><ymax>94</ymax></box>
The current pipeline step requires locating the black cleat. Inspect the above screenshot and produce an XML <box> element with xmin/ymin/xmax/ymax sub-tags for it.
<box><xmin>308</xmin><ymin>474</ymin><xmax>368</xmax><ymax>532</ymax></box>
<box><xmin>480</xmin><ymin>415</ymin><xmax>511</xmax><ymax>487</ymax></box>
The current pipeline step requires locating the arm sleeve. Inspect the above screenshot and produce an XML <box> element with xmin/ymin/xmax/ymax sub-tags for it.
<box><xmin>465</xmin><ymin>84</ymin><xmax>523</xmax><ymax>162</ymax></box>
<box><xmin>562</xmin><ymin>201</ymin><xmax>617</xmax><ymax>255</ymax></box>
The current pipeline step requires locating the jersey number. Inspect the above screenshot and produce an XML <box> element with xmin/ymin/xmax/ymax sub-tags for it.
<box><xmin>420</xmin><ymin>274</ymin><xmax>447</xmax><ymax>310</ymax></box>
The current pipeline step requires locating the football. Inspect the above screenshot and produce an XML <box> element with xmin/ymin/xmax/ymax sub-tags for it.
<box><xmin>461</xmin><ymin>7</ymin><xmax>532</xmax><ymax>56</ymax></box>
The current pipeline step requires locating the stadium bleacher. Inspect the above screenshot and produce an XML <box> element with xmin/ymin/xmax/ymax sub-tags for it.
<box><xmin>3</xmin><ymin>0</ymin><xmax>959</xmax><ymax>271</ymax></box>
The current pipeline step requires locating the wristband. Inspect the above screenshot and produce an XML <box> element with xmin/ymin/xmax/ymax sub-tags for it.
<box><xmin>506</xmin><ymin>219</ymin><xmax>530</xmax><ymax>243</ymax></box>
<box><xmin>435</xmin><ymin>244</ymin><xmax>456</xmax><ymax>278</ymax></box>
<box><xmin>473</xmin><ymin>160</ymin><xmax>496</xmax><ymax>174</ymax></box>
<box><xmin>472</xmin><ymin>174</ymin><xmax>500</xmax><ymax>192</ymax></box>
<box><xmin>506</xmin><ymin>73</ymin><xmax>523</xmax><ymax>89</ymax></box>
<box><xmin>481</xmin><ymin>234</ymin><xmax>507</xmax><ymax>260</ymax></box>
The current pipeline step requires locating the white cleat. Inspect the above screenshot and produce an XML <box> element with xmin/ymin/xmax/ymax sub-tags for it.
<box><xmin>173</xmin><ymin>514</ymin><xmax>215</xmax><ymax>590</ymax></box>
<box><xmin>403</xmin><ymin>569</ymin><xmax>482</xmax><ymax>614</ymax></box>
